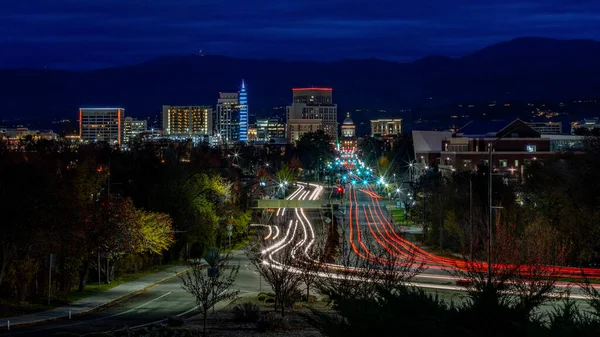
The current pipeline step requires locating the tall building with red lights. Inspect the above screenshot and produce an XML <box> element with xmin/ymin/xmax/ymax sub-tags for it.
<box><xmin>286</xmin><ymin>87</ymin><xmax>337</xmax><ymax>141</ymax></box>
<box><xmin>79</xmin><ymin>108</ymin><xmax>123</xmax><ymax>145</ymax></box>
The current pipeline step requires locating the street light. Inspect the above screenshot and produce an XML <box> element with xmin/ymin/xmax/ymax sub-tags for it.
<box><xmin>486</xmin><ymin>124</ymin><xmax>523</xmax><ymax>284</ymax></box>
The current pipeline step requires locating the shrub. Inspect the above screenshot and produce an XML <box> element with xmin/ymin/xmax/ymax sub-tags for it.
<box><xmin>167</xmin><ymin>315</ymin><xmax>186</xmax><ymax>327</ymax></box>
<box><xmin>265</xmin><ymin>297</ymin><xmax>275</xmax><ymax>304</ymax></box>
<box><xmin>301</xmin><ymin>294</ymin><xmax>318</xmax><ymax>303</ymax></box>
<box><xmin>320</xmin><ymin>296</ymin><xmax>330</xmax><ymax>302</ymax></box>
<box><xmin>233</xmin><ymin>303</ymin><xmax>261</xmax><ymax>322</ymax></box>
<box><xmin>284</xmin><ymin>287</ymin><xmax>303</xmax><ymax>307</ymax></box>
<box><xmin>256</xmin><ymin>312</ymin><xmax>290</xmax><ymax>332</ymax></box>
<box><xmin>257</xmin><ymin>293</ymin><xmax>269</xmax><ymax>302</ymax></box>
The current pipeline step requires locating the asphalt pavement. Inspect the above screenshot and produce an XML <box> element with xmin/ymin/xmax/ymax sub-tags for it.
<box><xmin>0</xmin><ymin>251</ymin><xmax>261</xmax><ymax>336</ymax></box>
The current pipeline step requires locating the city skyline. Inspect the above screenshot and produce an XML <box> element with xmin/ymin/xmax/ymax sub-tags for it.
<box><xmin>2</xmin><ymin>0</ymin><xmax>600</xmax><ymax>69</ymax></box>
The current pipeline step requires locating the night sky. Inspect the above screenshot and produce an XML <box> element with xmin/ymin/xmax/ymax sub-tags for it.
<box><xmin>3</xmin><ymin>0</ymin><xmax>599</xmax><ymax>70</ymax></box>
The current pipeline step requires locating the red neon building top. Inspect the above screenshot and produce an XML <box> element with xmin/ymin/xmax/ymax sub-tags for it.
<box><xmin>292</xmin><ymin>87</ymin><xmax>333</xmax><ymax>91</ymax></box>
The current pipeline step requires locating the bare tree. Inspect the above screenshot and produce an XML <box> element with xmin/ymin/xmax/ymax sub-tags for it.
<box><xmin>247</xmin><ymin>231</ymin><xmax>303</xmax><ymax>317</ymax></box>
<box><xmin>297</xmin><ymin>244</ymin><xmax>323</xmax><ymax>302</ymax></box>
<box><xmin>180</xmin><ymin>249</ymin><xmax>240</xmax><ymax>334</ymax></box>
<box><xmin>314</xmin><ymin>234</ymin><xmax>378</xmax><ymax>302</ymax></box>
<box><xmin>452</xmin><ymin>220</ymin><xmax>567</xmax><ymax>326</ymax></box>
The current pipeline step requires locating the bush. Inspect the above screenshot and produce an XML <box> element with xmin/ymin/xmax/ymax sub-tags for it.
<box><xmin>284</xmin><ymin>287</ymin><xmax>303</xmax><ymax>307</ymax></box>
<box><xmin>233</xmin><ymin>303</ymin><xmax>261</xmax><ymax>322</ymax></box>
<box><xmin>320</xmin><ymin>296</ymin><xmax>330</xmax><ymax>302</ymax></box>
<box><xmin>257</xmin><ymin>293</ymin><xmax>269</xmax><ymax>302</ymax></box>
<box><xmin>167</xmin><ymin>315</ymin><xmax>186</xmax><ymax>327</ymax></box>
<box><xmin>301</xmin><ymin>294</ymin><xmax>318</xmax><ymax>303</ymax></box>
<box><xmin>256</xmin><ymin>312</ymin><xmax>290</xmax><ymax>332</ymax></box>
<box><xmin>264</xmin><ymin>297</ymin><xmax>275</xmax><ymax>304</ymax></box>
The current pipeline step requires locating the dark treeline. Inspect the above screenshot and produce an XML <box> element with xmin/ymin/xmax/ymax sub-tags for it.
<box><xmin>0</xmin><ymin>131</ymin><xmax>335</xmax><ymax>306</ymax></box>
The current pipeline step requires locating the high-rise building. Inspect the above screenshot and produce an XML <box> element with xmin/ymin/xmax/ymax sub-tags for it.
<box><xmin>79</xmin><ymin>108</ymin><xmax>123</xmax><ymax>145</ymax></box>
<box><xmin>162</xmin><ymin>105</ymin><xmax>213</xmax><ymax>138</ymax></box>
<box><xmin>256</xmin><ymin>118</ymin><xmax>286</xmax><ymax>141</ymax></box>
<box><xmin>123</xmin><ymin>117</ymin><xmax>147</xmax><ymax>144</ymax></box>
<box><xmin>287</xmin><ymin>119</ymin><xmax>322</xmax><ymax>143</ymax></box>
<box><xmin>215</xmin><ymin>92</ymin><xmax>240</xmax><ymax>144</ymax></box>
<box><xmin>286</xmin><ymin>87</ymin><xmax>337</xmax><ymax>141</ymax></box>
<box><xmin>239</xmin><ymin>80</ymin><xmax>248</xmax><ymax>142</ymax></box>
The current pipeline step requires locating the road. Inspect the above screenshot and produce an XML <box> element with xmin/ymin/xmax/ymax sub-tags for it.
<box><xmin>5</xmin><ymin>180</ymin><xmax>598</xmax><ymax>335</ymax></box>
<box><xmin>262</xmin><ymin>181</ymin><xmax>597</xmax><ymax>309</ymax></box>
<box><xmin>0</xmin><ymin>251</ymin><xmax>260</xmax><ymax>336</ymax></box>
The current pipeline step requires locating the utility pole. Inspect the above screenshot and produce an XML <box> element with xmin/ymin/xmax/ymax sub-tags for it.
<box><xmin>439</xmin><ymin>192</ymin><xmax>443</xmax><ymax>254</ymax></box>
<box><xmin>98</xmin><ymin>252</ymin><xmax>101</xmax><ymax>288</ymax></box>
<box><xmin>488</xmin><ymin>142</ymin><xmax>493</xmax><ymax>284</ymax></box>
<box><xmin>48</xmin><ymin>254</ymin><xmax>54</xmax><ymax>305</ymax></box>
<box><xmin>469</xmin><ymin>175</ymin><xmax>473</xmax><ymax>261</ymax></box>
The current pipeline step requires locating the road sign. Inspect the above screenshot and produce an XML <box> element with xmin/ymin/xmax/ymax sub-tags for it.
<box><xmin>324</xmin><ymin>217</ymin><xmax>331</xmax><ymax>224</ymax></box>
<box><xmin>226</xmin><ymin>224</ymin><xmax>233</xmax><ymax>231</ymax></box>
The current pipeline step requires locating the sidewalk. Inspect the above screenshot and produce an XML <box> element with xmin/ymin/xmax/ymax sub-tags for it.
<box><xmin>0</xmin><ymin>264</ymin><xmax>189</xmax><ymax>328</ymax></box>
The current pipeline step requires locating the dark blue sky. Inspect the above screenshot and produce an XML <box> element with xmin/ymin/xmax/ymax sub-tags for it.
<box><xmin>2</xmin><ymin>0</ymin><xmax>599</xmax><ymax>70</ymax></box>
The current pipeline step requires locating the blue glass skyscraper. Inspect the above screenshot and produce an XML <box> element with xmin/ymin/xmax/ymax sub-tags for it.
<box><xmin>239</xmin><ymin>79</ymin><xmax>248</xmax><ymax>142</ymax></box>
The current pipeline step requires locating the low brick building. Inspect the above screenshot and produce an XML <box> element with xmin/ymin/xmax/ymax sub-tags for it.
<box><xmin>413</xmin><ymin>119</ymin><xmax>584</xmax><ymax>176</ymax></box>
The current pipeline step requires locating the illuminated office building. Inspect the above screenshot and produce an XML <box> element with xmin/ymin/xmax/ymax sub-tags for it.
<box><xmin>256</xmin><ymin>118</ymin><xmax>286</xmax><ymax>141</ymax></box>
<box><xmin>239</xmin><ymin>80</ymin><xmax>248</xmax><ymax>142</ymax></box>
<box><xmin>79</xmin><ymin>108</ymin><xmax>123</xmax><ymax>145</ymax></box>
<box><xmin>162</xmin><ymin>105</ymin><xmax>213</xmax><ymax>137</ymax></box>
<box><xmin>123</xmin><ymin>117</ymin><xmax>147</xmax><ymax>143</ymax></box>
<box><xmin>215</xmin><ymin>92</ymin><xmax>240</xmax><ymax>144</ymax></box>
<box><xmin>286</xmin><ymin>87</ymin><xmax>337</xmax><ymax>141</ymax></box>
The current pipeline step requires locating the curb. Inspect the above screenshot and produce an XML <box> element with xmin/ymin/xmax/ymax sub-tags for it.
<box><xmin>0</xmin><ymin>267</ymin><xmax>191</xmax><ymax>329</ymax></box>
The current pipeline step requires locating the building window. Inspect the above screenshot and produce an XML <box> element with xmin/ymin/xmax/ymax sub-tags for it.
<box><xmin>463</xmin><ymin>159</ymin><xmax>472</xmax><ymax>167</ymax></box>
<box><xmin>526</xmin><ymin>145</ymin><xmax>537</xmax><ymax>152</ymax></box>
<box><xmin>514</xmin><ymin>160</ymin><xmax>519</xmax><ymax>167</ymax></box>
<box><xmin>499</xmin><ymin>159</ymin><xmax>507</xmax><ymax>167</ymax></box>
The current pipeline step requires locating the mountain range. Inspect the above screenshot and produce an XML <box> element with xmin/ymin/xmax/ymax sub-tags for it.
<box><xmin>2</xmin><ymin>37</ymin><xmax>600</xmax><ymax>121</ymax></box>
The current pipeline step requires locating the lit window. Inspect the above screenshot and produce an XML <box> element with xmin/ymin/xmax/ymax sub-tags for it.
<box><xmin>526</xmin><ymin>145</ymin><xmax>537</xmax><ymax>152</ymax></box>
<box><xmin>499</xmin><ymin>159</ymin><xmax>508</xmax><ymax>167</ymax></box>
<box><xmin>515</xmin><ymin>160</ymin><xmax>519</xmax><ymax>167</ymax></box>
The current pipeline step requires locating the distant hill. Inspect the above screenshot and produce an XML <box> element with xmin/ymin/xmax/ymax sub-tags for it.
<box><xmin>2</xmin><ymin>37</ymin><xmax>600</xmax><ymax>121</ymax></box>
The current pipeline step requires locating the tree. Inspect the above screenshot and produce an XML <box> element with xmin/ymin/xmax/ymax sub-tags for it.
<box><xmin>180</xmin><ymin>250</ymin><xmax>240</xmax><ymax>334</ymax></box>
<box><xmin>247</xmin><ymin>236</ymin><xmax>303</xmax><ymax>317</ymax></box>
<box><xmin>135</xmin><ymin>210</ymin><xmax>175</xmax><ymax>255</ymax></box>
<box><xmin>295</xmin><ymin>130</ymin><xmax>333</xmax><ymax>172</ymax></box>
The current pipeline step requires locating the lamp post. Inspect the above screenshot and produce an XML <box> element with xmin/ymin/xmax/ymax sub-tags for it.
<box><xmin>487</xmin><ymin>142</ymin><xmax>493</xmax><ymax>283</ymax></box>
<box><xmin>486</xmin><ymin>124</ymin><xmax>523</xmax><ymax>284</ymax></box>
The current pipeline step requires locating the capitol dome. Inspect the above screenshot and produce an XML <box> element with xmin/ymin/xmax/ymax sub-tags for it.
<box><xmin>342</xmin><ymin>112</ymin><xmax>354</xmax><ymax>125</ymax></box>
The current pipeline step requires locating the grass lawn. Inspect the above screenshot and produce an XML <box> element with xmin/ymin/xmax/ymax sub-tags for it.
<box><xmin>0</xmin><ymin>261</ymin><xmax>181</xmax><ymax>319</ymax></box>
<box><xmin>388</xmin><ymin>208</ymin><xmax>418</xmax><ymax>226</ymax></box>
<box><xmin>66</xmin><ymin>261</ymin><xmax>181</xmax><ymax>303</ymax></box>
